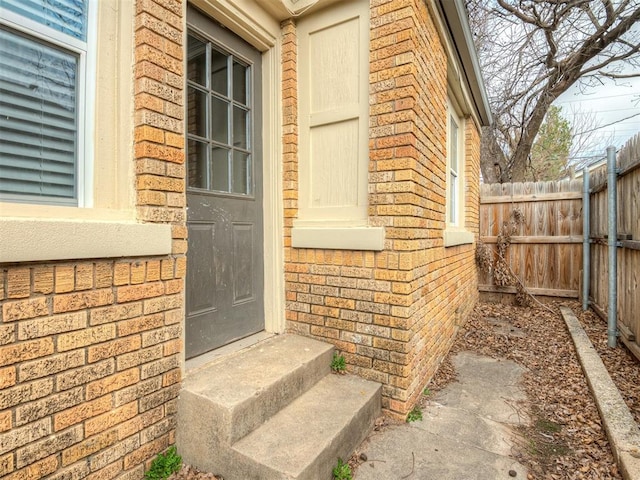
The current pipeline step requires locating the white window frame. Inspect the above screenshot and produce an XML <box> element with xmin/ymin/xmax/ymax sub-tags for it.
<box><xmin>444</xmin><ymin>96</ymin><xmax>473</xmax><ymax>247</ymax></box>
<box><xmin>0</xmin><ymin>1</ymin><xmax>97</xmax><ymax>207</ymax></box>
<box><xmin>0</xmin><ymin>1</ymin><xmax>172</xmax><ymax>263</ymax></box>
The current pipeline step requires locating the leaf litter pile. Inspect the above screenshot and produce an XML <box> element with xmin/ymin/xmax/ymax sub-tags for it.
<box><xmin>427</xmin><ymin>300</ymin><xmax>640</xmax><ymax>480</ymax></box>
<box><xmin>168</xmin><ymin>300</ymin><xmax>639</xmax><ymax>480</ymax></box>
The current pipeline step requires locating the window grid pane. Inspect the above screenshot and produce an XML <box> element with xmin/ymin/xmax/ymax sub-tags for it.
<box><xmin>187</xmin><ymin>33</ymin><xmax>253</xmax><ymax>196</ymax></box>
<box><xmin>2</xmin><ymin>0</ymin><xmax>88</xmax><ymax>41</ymax></box>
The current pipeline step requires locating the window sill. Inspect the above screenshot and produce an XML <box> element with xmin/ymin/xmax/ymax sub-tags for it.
<box><xmin>444</xmin><ymin>228</ymin><xmax>474</xmax><ymax>247</ymax></box>
<box><xmin>292</xmin><ymin>225</ymin><xmax>385</xmax><ymax>251</ymax></box>
<box><xmin>0</xmin><ymin>217</ymin><xmax>172</xmax><ymax>263</ymax></box>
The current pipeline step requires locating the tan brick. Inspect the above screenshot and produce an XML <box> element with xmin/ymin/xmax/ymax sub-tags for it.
<box><xmin>89</xmin><ymin>435</ymin><xmax>139</xmax><ymax>471</ymax></box>
<box><xmin>141</xmin><ymin>325</ymin><xmax>181</xmax><ymax>348</ymax></box>
<box><xmin>55</xmin><ymin>265</ymin><xmax>75</xmax><ymax>293</ymax></box>
<box><xmin>47</xmin><ymin>461</ymin><xmax>90</xmax><ymax>480</ymax></box>
<box><xmin>19</xmin><ymin>350</ymin><xmax>85</xmax><ymax>382</ymax></box>
<box><xmin>146</xmin><ymin>261</ymin><xmax>161</xmax><ymax>282</ymax></box>
<box><xmin>75</xmin><ymin>263</ymin><xmax>94</xmax><ymax>290</ymax></box>
<box><xmin>0</xmin><ymin>324</ymin><xmax>14</xmax><ymax>345</ymax></box>
<box><xmin>140</xmin><ymin>355</ymin><xmax>179</xmax><ymax>380</ymax></box>
<box><xmin>162</xmin><ymin>368</ymin><xmax>181</xmax><ymax>387</ymax></box>
<box><xmin>86</xmin><ymin>368</ymin><xmax>140</xmax><ymax>400</ymax></box>
<box><xmin>139</xmin><ymin>384</ymin><xmax>180</xmax><ymax>412</ymax></box>
<box><xmin>96</xmin><ymin>262</ymin><xmax>114</xmax><ymax>288</ymax></box>
<box><xmin>88</xmin><ymin>458</ymin><xmax>126</xmax><ymax>479</ymax></box>
<box><xmin>61</xmin><ymin>428</ymin><xmax>118</xmax><ymax>466</ymax></box>
<box><xmin>175</xmin><ymin>256</ymin><xmax>186</xmax><ymax>278</ymax></box>
<box><xmin>123</xmin><ymin>435</ymin><xmax>168</xmax><ymax>470</ymax></box>
<box><xmin>55</xmin><ymin>359</ymin><xmax>114</xmax><ymax>391</ymax></box>
<box><xmin>143</xmin><ymin>293</ymin><xmax>181</xmax><ymax>314</ymax></box>
<box><xmin>130</xmin><ymin>262</ymin><xmax>146</xmax><ymax>284</ymax></box>
<box><xmin>54</xmin><ymin>395</ymin><xmax>112</xmax><ymax>431</ymax></box>
<box><xmin>118</xmin><ymin>313</ymin><xmax>164</xmax><ymax>336</ymax></box>
<box><xmin>164</xmin><ymin>279</ymin><xmax>182</xmax><ymax>295</ymax></box>
<box><xmin>114</xmin><ymin>263</ymin><xmax>131</xmax><ymax>286</ymax></box>
<box><xmin>0</xmin><ymin>418</ymin><xmax>50</xmax><ymax>455</ymax></box>
<box><xmin>53</xmin><ymin>289</ymin><xmax>114</xmax><ymax>314</ymax></box>
<box><xmin>16</xmin><ymin>425</ymin><xmax>82</xmax><ymax>468</ymax></box>
<box><xmin>117</xmin><ymin>282</ymin><xmax>164</xmax><ymax>303</ymax></box>
<box><xmin>135</xmin><ymin>125</ymin><xmax>164</xmax><ymax>143</ymax></box>
<box><xmin>18</xmin><ymin>311</ymin><xmax>87</xmax><ymax>340</ymax></box>
<box><xmin>117</xmin><ymin>406</ymin><xmax>163</xmax><ymax>440</ymax></box>
<box><xmin>0</xmin><ymin>452</ymin><xmax>12</xmax><ymax>476</ymax></box>
<box><xmin>0</xmin><ymin>338</ymin><xmax>54</xmax><ymax>367</ymax></box>
<box><xmin>90</xmin><ymin>303</ymin><xmax>143</xmax><ymax>326</ymax></box>
<box><xmin>163</xmin><ymin>338</ymin><xmax>182</xmax><ymax>356</ymax></box>
<box><xmin>87</xmin><ymin>335</ymin><xmax>142</xmax><ymax>364</ymax></box>
<box><xmin>0</xmin><ymin>378</ymin><xmax>53</xmax><ymax>410</ymax></box>
<box><xmin>16</xmin><ymin>387</ymin><xmax>83</xmax><ymax>426</ymax></box>
<box><xmin>85</xmin><ymin>401</ymin><xmax>138</xmax><ymax>437</ymax></box>
<box><xmin>7</xmin><ymin>268</ymin><xmax>30</xmax><ymax>298</ymax></box>
<box><xmin>0</xmin><ymin>410</ymin><xmax>12</xmax><ymax>433</ymax></box>
<box><xmin>4</xmin><ymin>454</ymin><xmax>58</xmax><ymax>480</ymax></box>
<box><xmin>116</xmin><ymin>345</ymin><xmax>163</xmax><ymax>371</ymax></box>
<box><xmin>140</xmin><ymin>417</ymin><xmax>174</xmax><ymax>445</ymax></box>
<box><xmin>2</xmin><ymin>297</ymin><xmax>49</xmax><ymax>321</ymax></box>
<box><xmin>114</xmin><ymin>377</ymin><xmax>162</xmax><ymax>407</ymax></box>
<box><xmin>57</xmin><ymin>324</ymin><xmax>115</xmax><ymax>352</ymax></box>
<box><xmin>160</xmin><ymin>258</ymin><xmax>174</xmax><ymax>280</ymax></box>
<box><xmin>164</xmin><ymin>309</ymin><xmax>181</xmax><ymax>325</ymax></box>
<box><xmin>0</xmin><ymin>367</ymin><xmax>16</xmax><ymax>389</ymax></box>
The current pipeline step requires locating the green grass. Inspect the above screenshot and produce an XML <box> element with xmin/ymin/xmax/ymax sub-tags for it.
<box><xmin>331</xmin><ymin>352</ymin><xmax>346</xmax><ymax>373</ymax></box>
<box><xmin>406</xmin><ymin>406</ymin><xmax>423</xmax><ymax>423</ymax></box>
<box><xmin>144</xmin><ymin>446</ymin><xmax>182</xmax><ymax>480</ymax></box>
<box><xmin>332</xmin><ymin>458</ymin><xmax>352</xmax><ymax>480</ymax></box>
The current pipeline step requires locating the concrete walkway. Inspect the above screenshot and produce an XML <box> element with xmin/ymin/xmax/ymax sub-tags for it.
<box><xmin>354</xmin><ymin>351</ymin><xmax>529</xmax><ymax>480</ymax></box>
<box><xmin>354</xmin><ymin>308</ymin><xmax>640</xmax><ymax>480</ymax></box>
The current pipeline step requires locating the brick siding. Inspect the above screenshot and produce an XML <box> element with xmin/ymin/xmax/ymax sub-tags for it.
<box><xmin>283</xmin><ymin>0</ymin><xmax>481</xmax><ymax>418</ymax></box>
<box><xmin>0</xmin><ymin>1</ymin><xmax>186</xmax><ymax>479</ymax></box>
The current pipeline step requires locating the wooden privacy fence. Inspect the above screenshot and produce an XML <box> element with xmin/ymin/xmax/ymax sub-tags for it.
<box><xmin>588</xmin><ymin>134</ymin><xmax>640</xmax><ymax>359</ymax></box>
<box><xmin>479</xmin><ymin>180</ymin><xmax>583</xmax><ymax>298</ymax></box>
<box><xmin>479</xmin><ymin>132</ymin><xmax>640</xmax><ymax>361</ymax></box>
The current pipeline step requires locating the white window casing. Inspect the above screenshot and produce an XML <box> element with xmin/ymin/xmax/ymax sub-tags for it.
<box><xmin>444</xmin><ymin>96</ymin><xmax>473</xmax><ymax>247</ymax></box>
<box><xmin>0</xmin><ymin>0</ymin><xmax>172</xmax><ymax>262</ymax></box>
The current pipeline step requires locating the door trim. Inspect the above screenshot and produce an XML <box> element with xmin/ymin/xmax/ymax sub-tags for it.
<box><xmin>187</xmin><ymin>0</ymin><xmax>285</xmax><ymax>337</ymax></box>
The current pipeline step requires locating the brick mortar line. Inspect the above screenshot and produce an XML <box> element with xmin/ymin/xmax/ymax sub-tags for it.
<box><xmin>560</xmin><ymin>306</ymin><xmax>640</xmax><ymax>480</ymax></box>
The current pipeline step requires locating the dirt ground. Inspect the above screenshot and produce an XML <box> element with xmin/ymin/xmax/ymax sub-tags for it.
<box><xmin>169</xmin><ymin>300</ymin><xmax>640</xmax><ymax>480</ymax></box>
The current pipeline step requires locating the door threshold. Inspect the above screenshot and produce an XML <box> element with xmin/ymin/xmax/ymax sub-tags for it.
<box><xmin>185</xmin><ymin>331</ymin><xmax>275</xmax><ymax>374</ymax></box>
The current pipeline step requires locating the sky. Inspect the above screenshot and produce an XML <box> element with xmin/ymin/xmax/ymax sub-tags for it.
<box><xmin>554</xmin><ymin>68</ymin><xmax>640</xmax><ymax>166</ymax></box>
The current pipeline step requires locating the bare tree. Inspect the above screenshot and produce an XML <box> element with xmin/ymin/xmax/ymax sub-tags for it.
<box><xmin>467</xmin><ymin>0</ymin><xmax>640</xmax><ymax>183</ymax></box>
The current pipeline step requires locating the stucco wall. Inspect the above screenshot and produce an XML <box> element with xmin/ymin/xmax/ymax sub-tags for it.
<box><xmin>282</xmin><ymin>0</ymin><xmax>481</xmax><ymax>418</ymax></box>
<box><xmin>0</xmin><ymin>1</ymin><xmax>186</xmax><ymax>478</ymax></box>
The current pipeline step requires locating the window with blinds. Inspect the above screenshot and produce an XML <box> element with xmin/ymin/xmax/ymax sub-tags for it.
<box><xmin>0</xmin><ymin>0</ymin><xmax>88</xmax><ymax>205</ymax></box>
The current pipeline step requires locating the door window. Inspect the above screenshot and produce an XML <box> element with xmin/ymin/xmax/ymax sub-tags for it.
<box><xmin>187</xmin><ymin>33</ymin><xmax>252</xmax><ymax>195</ymax></box>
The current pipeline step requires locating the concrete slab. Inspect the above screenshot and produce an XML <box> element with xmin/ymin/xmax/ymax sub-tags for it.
<box><xmin>434</xmin><ymin>352</ymin><xmax>529</xmax><ymax>425</ymax></box>
<box><xmin>354</xmin><ymin>352</ymin><xmax>529</xmax><ymax>480</ymax></box>
<box><xmin>233</xmin><ymin>374</ymin><xmax>381</xmax><ymax>480</ymax></box>
<box><xmin>355</xmin><ymin>426</ymin><xmax>527</xmax><ymax>480</ymax></box>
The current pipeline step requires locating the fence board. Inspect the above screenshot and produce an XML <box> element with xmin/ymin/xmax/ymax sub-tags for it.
<box><xmin>479</xmin><ymin>179</ymin><xmax>583</xmax><ymax>297</ymax></box>
<box><xmin>588</xmin><ymin>133</ymin><xmax>640</xmax><ymax>360</ymax></box>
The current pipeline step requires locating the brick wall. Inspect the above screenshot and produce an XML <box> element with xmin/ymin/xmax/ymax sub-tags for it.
<box><xmin>0</xmin><ymin>1</ymin><xmax>186</xmax><ymax>479</ymax></box>
<box><xmin>283</xmin><ymin>0</ymin><xmax>481</xmax><ymax>418</ymax></box>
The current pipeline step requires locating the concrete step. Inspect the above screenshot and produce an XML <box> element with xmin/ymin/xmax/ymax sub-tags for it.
<box><xmin>232</xmin><ymin>373</ymin><xmax>381</xmax><ymax>480</ymax></box>
<box><xmin>179</xmin><ymin>335</ymin><xmax>334</xmax><ymax>447</ymax></box>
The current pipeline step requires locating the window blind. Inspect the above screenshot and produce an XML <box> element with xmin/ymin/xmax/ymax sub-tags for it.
<box><xmin>0</xmin><ymin>26</ymin><xmax>78</xmax><ymax>200</ymax></box>
<box><xmin>0</xmin><ymin>0</ymin><xmax>87</xmax><ymax>41</ymax></box>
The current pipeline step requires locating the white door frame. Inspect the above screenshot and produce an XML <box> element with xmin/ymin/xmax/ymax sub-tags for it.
<box><xmin>186</xmin><ymin>0</ymin><xmax>285</xmax><ymax>335</ymax></box>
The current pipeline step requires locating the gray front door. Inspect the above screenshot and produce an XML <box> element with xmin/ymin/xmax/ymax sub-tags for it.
<box><xmin>185</xmin><ymin>7</ymin><xmax>264</xmax><ymax>359</ymax></box>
